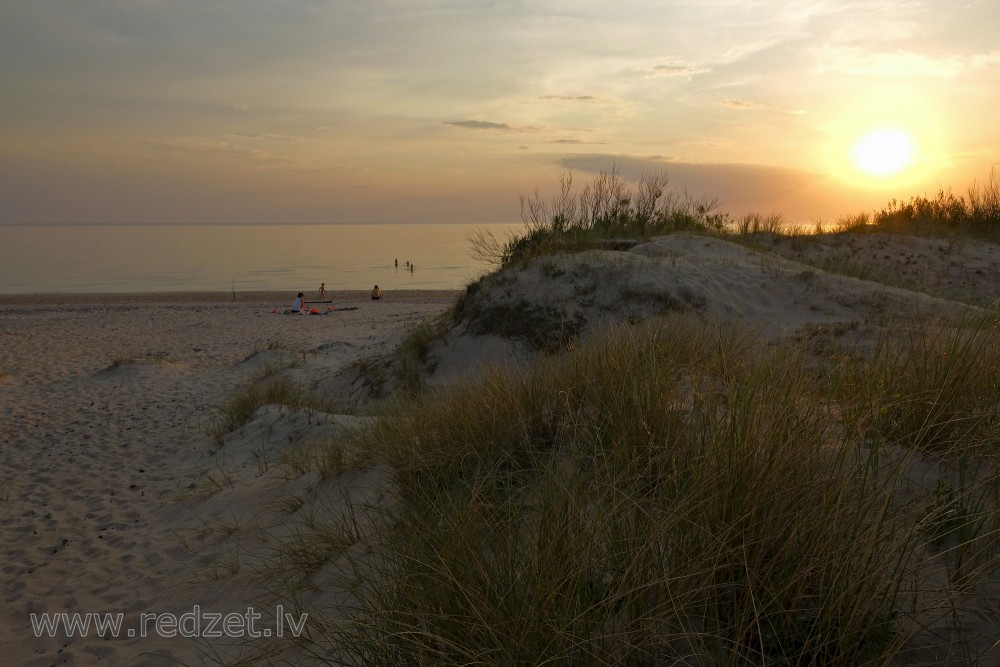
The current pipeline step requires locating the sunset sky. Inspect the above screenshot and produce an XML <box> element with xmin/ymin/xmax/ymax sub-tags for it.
<box><xmin>2</xmin><ymin>0</ymin><xmax>998</xmax><ymax>226</ymax></box>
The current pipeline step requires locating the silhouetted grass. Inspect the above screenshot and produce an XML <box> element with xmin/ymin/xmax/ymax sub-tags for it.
<box><xmin>470</xmin><ymin>168</ymin><xmax>727</xmax><ymax>270</ymax></box>
<box><xmin>835</xmin><ymin>169</ymin><xmax>1000</xmax><ymax>238</ymax></box>
<box><xmin>479</xmin><ymin>168</ymin><xmax>1000</xmax><ymax>271</ymax></box>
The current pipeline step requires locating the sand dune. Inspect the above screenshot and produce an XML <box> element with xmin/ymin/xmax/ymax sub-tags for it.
<box><xmin>422</xmin><ymin>232</ymin><xmax>981</xmax><ymax>388</ymax></box>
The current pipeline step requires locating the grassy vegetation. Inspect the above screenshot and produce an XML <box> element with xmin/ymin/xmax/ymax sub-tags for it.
<box><xmin>469</xmin><ymin>168</ymin><xmax>728</xmax><ymax>270</ymax></box>
<box><xmin>713</xmin><ymin>170</ymin><xmax>1000</xmax><ymax>305</ymax></box>
<box><xmin>280</xmin><ymin>438</ymin><xmax>349</xmax><ymax>480</ymax></box>
<box><xmin>469</xmin><ymin>167</ymin><xmax>1000</xmax><ymax>273</ymax></box>
<box><xmin>834</xmin><ymin>169</ymin><xmax>1000</xmax><ymax>238</ymax></box>
<box><xmin>206</xmin><ymin>376</ymin><xmax>334</xmax><ymax>445</ymax></box>
<box><xmin>458</xmin><ymin>168</ymin><xmax>1000</xmax><ymax>328</ymax></box>
<box><xmin>389</xmin><ymin>313</ymin><xmax>453</xmax><ymax>395</ymax></box>
<box><xmin>432</xmin><ymin>168</ymin><xmax>1000</xmax><ymax>397</ymax></box>
<box><xmin>202</xmin><ymin>341</ymin><xmax>330</xmax><ymax>444</ymax></box>
<box><xmin>289</xmin><ymin>313</ymin><xmax>1000</xmax><ymax>665</ymax></box>
<box><xmin>248</xmin><ymin>354</ymin><xmax>305</xmax><ymax>384</ymax></box>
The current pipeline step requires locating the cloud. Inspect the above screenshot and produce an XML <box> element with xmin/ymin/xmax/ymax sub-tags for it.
<box><xmin>443</xmin><ymin>120</ymin><xmax>539</xmax><ymax>132</ymax></box>
<box><xmin>722</xmin><ymin>99</ymin><xmax>805</xmax><ymax>115</ymax></box>
<box><xmin>721</xmin><ymin>99</ymin><xmax>769</xmax><ymax>110</ymax></box>
<box><xmin>443</xmin><ymin>120</ymin><xmax>512</xmax><ymax>130</ymax></box>
<box><xmin>650</xmin><ymin>63</ymin><xmax>711</xmax><ymax>78</ymax></box>
<box><xmin>539</xmin><ymin>95</ymin><xmax>596</xmax><ymax>101</ymax></box>
<box><xmin>971</xmin><ymin>50</ymin><xmax>1000</xmax><ymax>67</ymax></box>
<box><xmin>816</xmin><ymin>44</ymin><xmax>1000</xmax><ymax>78</ymax></box>
<box><xmin>230</xmin><ymin>132</ymin><xmax>300</xmax><ymax>141</ymax></box>
<box><xmin>132</xmin><ymin>139</ymin><xmax>296</xmax><ymax>167</ymax></box>
<box><xmin>552</xmin><ymin>153</ymin><xmax>828</xmax><ymax>220</ymax></box>
<box><xmin>814</xmin><ymin>46</ymin><xmax>969</xmax><ymax>77</ymax></box>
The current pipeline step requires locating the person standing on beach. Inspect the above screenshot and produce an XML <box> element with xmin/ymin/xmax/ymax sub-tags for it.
<box><xmin>318</xmin><ymin>282</ymin><xmax>327</xmax><ymax>300</ymax></box>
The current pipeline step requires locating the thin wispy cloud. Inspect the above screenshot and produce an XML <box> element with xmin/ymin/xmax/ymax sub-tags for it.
<box><xmin>443</xmin><ymin>120</ymin><xmax>513</xmax><ymax>131</ymax></box>
<box><xmin>722</xmin><ymin>99</ymin><xmax>805</xmax><ymax>115</ymax></box>
<box><xmin>815</xmin><ymin>46</ymin><xmax>969</xmax><ymax>77</ymax></box>
<box><xmin>650</xmin><ymin>64</ymin><xmax>711</xmax><ymax>78</ymax></box>
<box><xmin>443</xmin><ymin>120</ymin><xmax>540</xmax><ymax>132</ymax></box>
<box><xmin>230</xmin><ymin>132</ymin><xmax>301</xmax><ymax>141</ymax></box>
<box><xmin>971</xmin><ymin>50</ymin><xmax>1000</xmax><ymax>67</ymax></box>
<box><xmin>539</xmin><ymin>95</ymin><xmax>597</xmax><ymax>101</ymax></box>
<box><xmin>133</xmin><ymin>139</ymin><xmax>295</xmax><ymax>167</ymax></box>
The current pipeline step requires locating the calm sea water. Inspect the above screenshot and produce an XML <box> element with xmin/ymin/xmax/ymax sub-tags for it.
<box><xmin>0</xmin><ymin>223</ymin><xmax>523</xmax><ymax>294</ymax></box>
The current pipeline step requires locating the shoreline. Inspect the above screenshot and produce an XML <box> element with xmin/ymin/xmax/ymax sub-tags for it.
<box><xmin>0</xmin><ymin>288</ymin><xmax>463</xmax><ymax>306</ymax></box>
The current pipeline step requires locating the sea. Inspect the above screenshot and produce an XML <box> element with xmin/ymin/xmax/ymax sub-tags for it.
<box><xmin>0</xmin><ymin>223</ymin><xmax>524</xmax><ymax>294</ymax></box>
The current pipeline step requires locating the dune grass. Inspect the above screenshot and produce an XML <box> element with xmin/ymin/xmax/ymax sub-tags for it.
<box><xmin>835</xmin><ymin>169</ymin><xmax>1000</xmax><ymax>238</ymax></box>
<box><xmin>206</xmin><ymin>377</ymin><xmax>334</xmax><ymax>445</ymax></box>
<box><xmin>469</xmin><ymin>168</ymin><xmax>728</xmax><ymax>270</ymax></box>
<box><xmin>483</xmin><ymin>168</ymin><xmax>1000</xmax><ymax>272</ymax></box>
<box><xmin>283</xmin><ymin>312</ymin><xmax>1000</xmax><ymax>665</ymax></box>
<box><xmin>865</xmin><ymin>316</ymin><xmax>1000</xmax><ymax>456</ymax></box>
<box><xmin>389</xmin><ymin>313</ymin><xmax>453</xmax><ymax>395</ymax></box>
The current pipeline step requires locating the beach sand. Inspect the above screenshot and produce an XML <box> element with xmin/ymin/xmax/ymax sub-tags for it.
<box><xmin>0</xmin><ymin>290</ymin><xmax>458</xmax><ymax>666</ymax></box>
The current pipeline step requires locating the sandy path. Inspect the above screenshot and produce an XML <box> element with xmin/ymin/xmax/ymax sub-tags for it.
<box><xmin>0</xmin><ymin>291</ymin><xmax>457</xmax><ymax>666</ymax></box>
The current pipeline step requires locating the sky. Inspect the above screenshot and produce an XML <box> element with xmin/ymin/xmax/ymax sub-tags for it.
<box><xmin>1</xmin><ymin>0</ymin><xmax>998</xmax><ymax>226</ymax></box>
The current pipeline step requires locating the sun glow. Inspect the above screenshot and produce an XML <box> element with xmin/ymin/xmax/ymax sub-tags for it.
<box><xmin>851</xmin><ymin>128</ymin><xmax>915</xmax><ymax>177</ymax></box>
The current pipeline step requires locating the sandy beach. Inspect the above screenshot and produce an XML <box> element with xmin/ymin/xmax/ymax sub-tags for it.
<box><xmin>0</xmin><ymin>290</ymin><xmax>458</xmax><ymax>666</ymax></box>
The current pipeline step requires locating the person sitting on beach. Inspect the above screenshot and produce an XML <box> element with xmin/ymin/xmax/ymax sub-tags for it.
<box><xmin>291</xmin><ymin>292</ymin><xmax>305</xmax><ymax>313</ymax></box>
<box><xmin>371</xmin><ymin>285</ymin><xmax>383</xmax><ymax>300</ymax></box>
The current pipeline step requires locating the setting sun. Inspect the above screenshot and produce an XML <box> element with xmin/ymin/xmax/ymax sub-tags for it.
<box><xmin>851</xmin><ymin>128</ymin><xmax>916</xmax><ymax>177</ymax></box>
